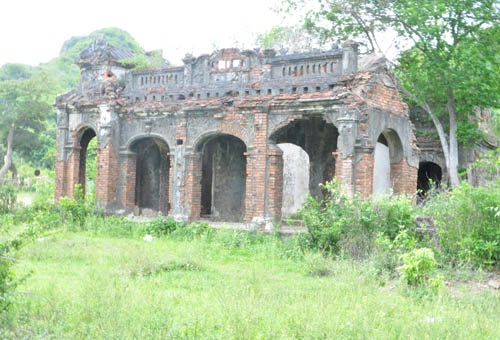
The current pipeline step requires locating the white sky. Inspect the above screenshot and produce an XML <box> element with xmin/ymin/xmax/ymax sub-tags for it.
<box><xmin>0</xmin><ymin>0</ymin><xmax>288</xmax><ymax>67</ymax></box>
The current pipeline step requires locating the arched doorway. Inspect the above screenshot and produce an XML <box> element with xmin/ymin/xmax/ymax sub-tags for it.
<box><xmin>373</xmin><ymin>129</ymin><xmax>404</xmax><ymax>196</ymax></box>
<box><xmin>130</xmin><ymin>138</ymin><xmax>170</xmax><ymax>214</ymax></box>
<box><xmin>198</xmin><ymin>134</ymin><xmax>247</xmax><ymax>222</ymax></box>
<box><xmin>78</xmin><ymin>128</ymin><xmax>97</xmax><ymax>197</ymax></box>
<box><xmin>270</xmin><ymin>116</ymin><xmax>338</xmax><ymax>204</ymax></box>
<box><xmin>417</xmin><ymin>161</ymin><xmax>442</xmax><ymax>198</ymax></box>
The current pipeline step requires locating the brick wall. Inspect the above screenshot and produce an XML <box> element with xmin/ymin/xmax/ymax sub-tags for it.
<box><xmin>355</xmin><ymin>153</ymin><xmax>375</xmax><ymax>198</ymax></box>
<box><xmin>391</xmin><ymin>159</ymin><xmax>418</xmax><ymax>194</ymax></box>
<box><xmin>95</xmin><ymin>141</ymin><xmax>118</xmax><ymax>207</ymax></box>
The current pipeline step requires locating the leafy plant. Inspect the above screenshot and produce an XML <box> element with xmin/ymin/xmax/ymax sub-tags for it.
<box><xmin>399</xmin><ymin>247</ymin><xmax>438</xmax><ymax>287</ymax></box>
<box><xmin>144</xmin><ymin>216</ymin><xmax>185</xmax><ymax>237</ymax></box>
<box><xmin>300</xmin><ymin>180</ymin><xmax>416</xmax><ymax>258</ymax></box>
<box><xmin>423</xmin><ymin>181</ymin><xmax>500</xmax><ymax>267</ymax></box>
<box><xmin>58</xmin><ymin>184</ymin><xmax>92</xmax><ymax>229</ymax></box>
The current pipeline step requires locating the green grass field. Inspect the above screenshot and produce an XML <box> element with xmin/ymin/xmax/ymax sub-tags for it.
<box><xmin>2</xmin><ymin>225</ymin><xmax>499</xmax><ymax>339</ymax></box>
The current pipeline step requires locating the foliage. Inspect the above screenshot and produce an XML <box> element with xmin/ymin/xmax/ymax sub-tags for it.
<box><xmin>300</xmin><ymin>180</ymin><xmax>416</xmax><ymax>258</ymax></box>
<box><xmin>0</xmin><ymin>68</ymin><xmax>56</xmax><ymax>178</ymax></box>
<box><xmin>423</xmin><ymin>181</ymin><xmax>500</xmax><ymax>267</ymax></box>
<box><xmin>120</xmin><ymin>50</ymin><xmax>167</xmax><ymax>70</ymax></box>
<box><xmin>0</xmin><ymin>239</ymin><xmax>19</xmax><ymax>312</ymax></box>
<box><xmin>399</xmin><ymin>247</ymin><xmax>439</xmax><ymax>287</ymax></box>
<box><xmin>58</xmin><ymin>185</ymin><xmax>93</xmax><ymax>229</ymax></box>
<box><xmin>0</xmin><ymin>184</ymin><xmax>17</xmax><ymax>213</ymax></box>
<box><xmin>283</xmin><ymin>0</ymin><xmax>500</xmax><ymax>187</ymax></box>
<box><xmin>144</xmin><ymin>216</ymin><xmax>185</xmax><ymax>237</ymax></box>
<box><xmin>371</xmin><ymin>228</ymin><xmax>420</xmax><ymax>282</ymax></box>
<box><xmin>255</xmin><ymin>25</ymin><xmax>321</xmax><ymax>52</ymax></box>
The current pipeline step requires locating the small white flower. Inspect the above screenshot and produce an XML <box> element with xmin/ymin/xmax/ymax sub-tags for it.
<box><xmin>143</xmin><ymin>234</ymin><xmax>153</xmax><ymax>242</ymax></box>
<box><xmin>36</xmin><ymin>237</ymin><xmax>45</xmax><ymax>242</ymax></box>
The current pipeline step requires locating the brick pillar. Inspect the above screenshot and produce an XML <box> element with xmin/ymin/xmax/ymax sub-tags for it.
<box><xmin>244</xmin><ymin>109</ymin><xmax>268</xmax><ymax>224</ymax></box>
<box><xmin>266</xmin><ymin>145</ymin><xmax>283</xmax><ymax>222</ymax></box>
<box><xmin>65</xmin><ymin>145</ymin><xmax>81</xmax><ymax>198</ymax></box>
<box><xmin>95</xmin><ymin>139</ymin><xmax>118</xmax><ymax>208</ymax></box>
<box><xmin>335</xmin><ymin>116</ymin><xmax>359</xmax><ymax>198</ymax></box>
<box><xmin>185</xmin><ymin>151</ymin><xmax>202</xmax><ymax>221</ymax></box>
<box><xmin>334</xmin><ymin>153</ymin><xmax>354</xmax><ymax>197</ymax></box>
<box><xmin>158</xmin><ymin>153</ymin><xmax>170</xmax><ymax>215</ymax></box>
<box><xmin>355</xmin><ymin>152</ymin><xmax>375</xmax><ymax>198</ymax></box>
<box><xmin>120</xmin><ymin>150</ymin><xmax>137</xmax><ymax>211</ymax></box>
<box><xmin>55</xmin><ymin>127</ymin><xmax>67</xmax><ymax>199</ymax></box>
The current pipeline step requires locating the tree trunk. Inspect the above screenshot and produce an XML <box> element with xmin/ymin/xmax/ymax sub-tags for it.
<box><xmin>420</xmin><ymin>102</ymin><xmax>460</xmax><ymax>187</ymax></box>
<box><xmin>447</xmin><ymin>96</ymin><xmax>460</xmax><ymax>187</ymax></box>
<box><xmin>0</xmin><ymin>125</ymin><xmax>15</xmax><ymax>180</ymax></box>
<box><xmin>10</xmin><ymin>162</ymin><xmax>17</xmax><ymax>182</ymax></box>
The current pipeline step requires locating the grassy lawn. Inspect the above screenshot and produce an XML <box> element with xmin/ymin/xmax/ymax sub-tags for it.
<box><xmin>2</xmin><ymin>227</ymin><xmax>499</xmax><ymax>339</ymax></box>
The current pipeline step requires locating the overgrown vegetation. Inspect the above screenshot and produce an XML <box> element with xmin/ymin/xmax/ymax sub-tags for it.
<box><xmin>0</xmin><ymin>185</ymin><xmax>498</xmax><ymax>338</ymax></box>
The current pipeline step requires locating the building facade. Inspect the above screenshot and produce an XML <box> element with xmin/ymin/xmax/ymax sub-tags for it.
<box><xmin>55</xmin><ymin>39</ymin><xmax>419</xmax><ymax>229</ymax></box>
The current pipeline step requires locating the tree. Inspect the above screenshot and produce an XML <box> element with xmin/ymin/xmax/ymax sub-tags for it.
<box><xmin>0</xmin><ymin>70</ymin><xmax>55</xmax><ymax>180</ymax></box>
<box><xmin>283</xmin><ymin>0</ymin><xmax>500</xmax><ymax>186</ymax></box>
<box><xmin>255</xmin><ymin>26</ymin><xmax>322</xmax><ymax>52</ymax></box>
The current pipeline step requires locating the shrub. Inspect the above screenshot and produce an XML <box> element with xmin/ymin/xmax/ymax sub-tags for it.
<box><xmin>371</xmin><ymin>228</ymin><xmax>420</xmax><ymax>281</ymax></box>
<box><xmin>300</xmin><ymin>180</ymin><xmax>416</xmax><ymax>258</ymax></box>
<box><xmin>423</xmin><ymin>181</ymin><xmax>500</xmax><ymax>267</ymax></box>
<box><xmin>399</xmin><ymin>247</ymin><xmax>438</xmax><ymax>287</ymax></box>
<box><xmin>58</xmin><ymin>185</ymin><xmax>92</xmax><ymax>229</ymax></box>
<box><xmin>144</xmin><ymin>216</ymin><xmax>185</xmax><ymax>237</ymax></box>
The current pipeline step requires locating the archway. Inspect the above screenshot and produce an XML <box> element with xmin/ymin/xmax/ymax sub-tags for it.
<box><xmin>417</xmin><ymin>161</ymin><xmax>442</xmax><ymax>198</ymax></box>
<box><xmin>198</xmin><ymin>134</ymin><xmax>247</xmax><ymax>222</ymax></box>
<box><xmin>270</xmin><ymin>116</ymin><xmax>338</xmax><ymax>201</ymax></box>
<box><xmin>373</xmin><ymin>129</ymin><xmax>404</xmax><ymax>196</ymax></box>
<box><xmin>78</xmin><ymin>128</ymin><xmax>97</xmax><ymax>197</ymax></box>
<box><xmin>130</xmin><ymin>138</ymin><xmax>170</xmax><ymax>214</ymax></box>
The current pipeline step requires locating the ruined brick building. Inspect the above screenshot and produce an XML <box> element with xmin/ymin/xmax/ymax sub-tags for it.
<box><xmin>55</xmin><ymin>39</ymin><xmax>425</xmax><ymax>229</ymax></box>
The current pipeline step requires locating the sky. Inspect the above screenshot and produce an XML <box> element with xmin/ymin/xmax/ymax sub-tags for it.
<box><xmin>0</xmin><ymin>0</ymin><xmax>287</xmax><ymax>67</ymax></box>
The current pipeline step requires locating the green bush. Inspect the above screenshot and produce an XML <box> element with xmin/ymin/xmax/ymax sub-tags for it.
<box><xmin>300</xmin><ymin>180</ymin><xmax>416</xmax><ymax>258</ymax></box>
<box><xmin>144</xmin><ymin>216</ymin><xmax>185</xmax><ymax>237</ymax></box>
<box><xmin>399</xmin><ymin>247</ymin><xmax>438</xmax><ymax>287</ymax></box>
<box><xmin>423</xmin><ymin>181</ymin><xmax>500</xmax><ymax>267</ymax></box>
<box><xmin>0</xmin><ymin>184</ymin><xmax>17</xmax><ymax>213</ymax></box>
<box><xmin>58</xmin><ymin>185</ymin><xmax>92</xmax><ymax>229</ymax></box>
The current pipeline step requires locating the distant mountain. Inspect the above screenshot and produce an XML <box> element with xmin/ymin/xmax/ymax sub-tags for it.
<box><xmin>41</xmin><ymin>27</ymin><xmax>165</xmax><ymax>92</ymax></box>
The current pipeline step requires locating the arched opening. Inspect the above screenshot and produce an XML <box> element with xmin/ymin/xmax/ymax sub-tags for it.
<box><xmin>198</xmin><ymin>134</ymin><xmax>247</xmax><ymax>222</ymax></box>
<box><xmin>417</xmin><ymin>161</ymin><xmax>442</xmax><ymax>199</ymax></box>
<box><xmin>78</xmin><ymin>128</ymin><xmax>97</xmax><ymax>197</ymax></box>
<box><xmin>270</xmin><ymin>116</ymin><xmax>338</xmax><ymax>202</ymax></box>
<box><xmin>278</xmin><ymin>143</ymin><xmax>310</xmax><ymax>217</ymax></box>
<box><xmin>373</xmin><ymin>129</ymin><xmax>404</xmax><ymax>196</ymax></box>
<box><xmin>130</xmin><ymin>138</ymin><xmax>170</xmax><ymax>215</ymax></box>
